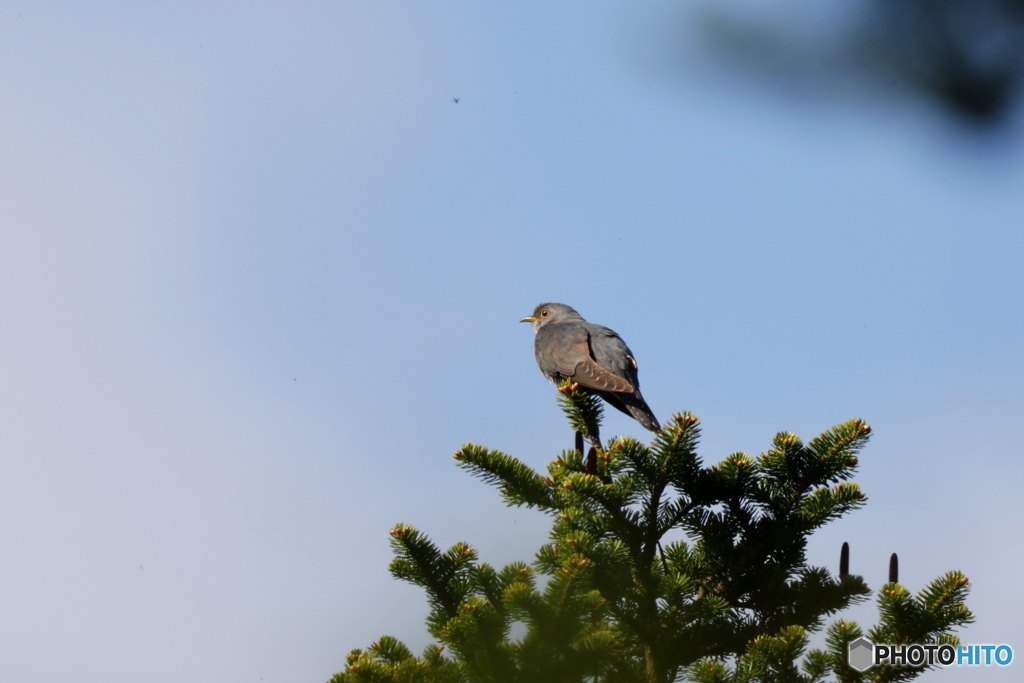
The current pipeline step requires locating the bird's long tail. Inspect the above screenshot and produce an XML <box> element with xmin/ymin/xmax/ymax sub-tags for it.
<box><xmin>602</xmin><ymin>390</ymin><xmax>660</xmax><ymax>432</ymax></box>
<box><xmin>625</xmin><ymin>394</ymin><xmax>660</xmax><ymax>432</ymax></box>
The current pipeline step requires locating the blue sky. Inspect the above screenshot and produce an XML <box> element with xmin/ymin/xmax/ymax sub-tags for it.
<box><xmin>1</xmin><ymin>2</ymin><xmax>1021</xmax><ymax>681</ymax></box>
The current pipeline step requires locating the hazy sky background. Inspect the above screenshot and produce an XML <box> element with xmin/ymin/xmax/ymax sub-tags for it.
<box><xmin>1</xmin><ymin>2</ymin><xmax>1021</xmax><ymax>682</ymax></box>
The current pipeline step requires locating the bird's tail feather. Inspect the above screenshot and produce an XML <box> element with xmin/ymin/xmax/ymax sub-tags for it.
<box><xmin>601</xmin><ymin>391</ymin><xmax>660</xmax><ymax>432</ymax></box>
<box><xmin>626</xmin><ymin>398</ymin><xmax>660</xmax><ymax>432</ymax></box>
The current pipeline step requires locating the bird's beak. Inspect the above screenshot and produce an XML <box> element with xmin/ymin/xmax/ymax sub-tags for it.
<box><xmin>520</xmin><ymin>316</ymin><xmax>536</xmax><ymax>323</ymax></box>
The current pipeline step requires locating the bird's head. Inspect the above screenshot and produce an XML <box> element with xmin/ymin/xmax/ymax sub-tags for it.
<box><xmin>520</xmin><ymin>302</ymin><xmax>583</xmax><ymax>332</ymax></box>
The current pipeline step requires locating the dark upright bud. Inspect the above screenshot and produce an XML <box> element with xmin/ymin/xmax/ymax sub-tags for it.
<box><xmin>840</xmin><ymin>542</ymin><xmax>850</xmax><ymax>578</ymax></box>
<box><xmin>889</xmin><ymin>553</ymin><xmax>899</xmax><ymax>584</ymax></box>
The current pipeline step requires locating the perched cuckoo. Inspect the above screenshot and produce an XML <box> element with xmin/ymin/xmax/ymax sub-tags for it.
<box><xmin>521</xmin><ymin>303</ymin><xmax>660</xmax><ymax>432</ymax></box>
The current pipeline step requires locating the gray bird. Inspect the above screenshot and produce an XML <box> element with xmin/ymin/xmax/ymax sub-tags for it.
<box><xmin>521</xmin><ymin>303</ymin><xmax>660</xmax><ymax>432</ymax></box>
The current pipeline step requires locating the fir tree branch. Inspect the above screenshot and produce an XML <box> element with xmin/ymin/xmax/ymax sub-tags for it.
<box><xmin>455</xmin><ymin>445</ymin><xmax>556</xmax><ymax>509</ymax></box>
<box><xmin>388</xmin><ymin>525</ymin><xmax>476</xmax><ymax>622</ymax></box>
<box><xmin>556</xmin><ymin>379</ymin><xmax>605</xmax><ymax>448</ymax></box>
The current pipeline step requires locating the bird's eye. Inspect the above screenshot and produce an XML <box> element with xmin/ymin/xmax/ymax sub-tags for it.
<box><xmin>540</xmin><ymin>309</ymin><xmax>549</xmax><ymax>317</ymax></box>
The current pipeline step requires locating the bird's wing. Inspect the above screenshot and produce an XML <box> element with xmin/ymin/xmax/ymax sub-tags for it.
<box><xmin>538</xmin><ymin>323</ymin><xmax>634</xmax><ymax>393</ymax></box>
<box><xmin>586</xmin><ymin>324</ymin><xmax>641</xmax><ymax>390</ymax></box>
<box><xmin>573</xmin><ymin>355</ymin><xmax>634</xmax><ymax>393</ymax></box>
